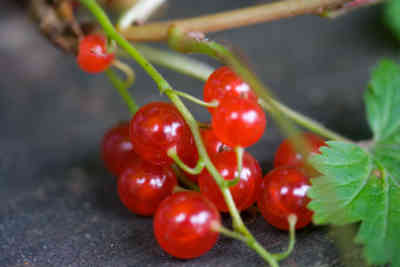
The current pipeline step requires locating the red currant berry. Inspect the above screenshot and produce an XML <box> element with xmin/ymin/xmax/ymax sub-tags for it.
<box><xmin>212</xmin><ymin>96</ymin><xmax>266</xmax><ymax>148</ymax></box>
<box><xmin>182</xmin><ymin>128</ymin><xmax>231</xmax><ymax>183</ymax></box>
<box><xmin>130</xmin><ymin>102</ymin><xmax>192</xmax><ymax>165</ymax></box>
<box><xmin>274</xmin><ymin>132</ymin><xmax>326</xmax><ymax>175</ymax></box>
<box><xmin>204</xmin><ymin>66</ymin><xmax>257</xmax><ymax>114</ymax></box>
<box><xmin>101</xmin><ymin>122</ymin><xmax>139</xmax><ymax>177</ymax></box>
<box><xmin>118</xmin><ymin>160</ymin><xmax>177</xmax><ymax>216</ymax></box>
<box><xmin>154</xmin><ymin>192</ymin><xmax>220</xmax><ymax>259</ymax></box>
<box><xmin>180</xmin><ymin>135</ymin><xmax>200</xmax><ymax>183</ymax></box>
<box><xmin>198</xmin><ymin>150</ymin><xmax>262</xmax><ymax>212</ymax></box>
<box><xmin>201</xmin><ymin>128</ymin><xmax>231</xmax><ymax>156</ymax></box>
<box><xmin>77</xmin><ymin>34</ymin><xmax>114</xmax><ymax>74</ymax></box>
<box><xmin>257</xmin><ymin>166</ymin><xmax>313</xmax><ymax>230</ymax></box>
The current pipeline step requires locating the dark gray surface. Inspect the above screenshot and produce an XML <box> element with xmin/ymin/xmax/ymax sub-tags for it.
<box><xmin>0</xmin><ymin>1</ymin><xmax>396</xmax><ymax>266</ymax></box>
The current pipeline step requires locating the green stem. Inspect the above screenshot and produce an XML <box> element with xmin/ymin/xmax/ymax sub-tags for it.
<box><xmin>171</xmin><ymin>164</ymin><xmax>200</xmax><ymax>191</ymax></box>
<box><xmin>214</xmin><ymin>224</ymin><xmax>279</xmax><ymax>267</ymax></box>
<box><xmin>168</xmin><ymin>146</ymin><xmax>205</xmax><ymax>175</ymax></box>
<box><xmin>168</xmin><ymin>27</ymin><xmax>351</xmax><ymax>143</ymax></box>
<box><xmin>122</xmin><ymin>44</ymin><xmax>348</xmax><ymax>142</ymax></box>
<box><xmin>134</xmin><ymin>44</ymin><xmax>214</xmax><ymax>81</ymax></box>
<box><xmin>166</xmin><ymin>90</ymin><xmax>278</xmax><ymax>266</ymax></box>
<box><xmin>213</xmin><ymin>224</ymin><xmax>248</xmax><ymax>242</ymax></box>
<box><xmin>251</xmin><ymin>240</ymin><xmax>280</xmax><ymax>267</ymax></box>
<box><xmin>220</xmin><ymin>187</ymin><xmax>248</xmax><ymax>233</ymax></box>
<box><xmin>169</xmin><ymin>89</ymin><xmax>219</xmax><ymax>108</ymax></box>
<box><xmin>273</xmin><ymin>215</ymin><xmax>297</xmax><ymax>261</ymax></box>
<box><xmin>105</xmin><ymin>69</ymin><xmax>138</xmax><ymax>113</ymax></box>
<box><xmin>80</xmin><ymin>0</ymin><xmax>172</xmax><ymax>94</ymax></box>
<box><xmin>235</xmin><ymin>146</ymin><xmax>244</xmax><ymax>177</ymax></box>
<box><xmin>258</xmin><ymin>99</ymin><xmax>350</xmax><ymax>142</ymax></box>
<box><xmin>80</xmin><ymin>1</ymin><xmax>281</xmax><ymax>265</ymax></box>
<box><xmin>112</xmin><ymin>59</ymin><xmax>136</xmax><ymax>88</ymax></box>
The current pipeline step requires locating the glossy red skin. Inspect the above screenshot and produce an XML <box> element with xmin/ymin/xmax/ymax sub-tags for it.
<box><xmin>258</xmin><ymin>166</ymin><xmax>313</xmax><ymax>230</ymax></box>
<box><xmin>274</xmin><ymin>133</ymin><xmax>326</xmax><ymax>175</ymax></box>
<box><xmin>118</xmin><ymin>160</ymin><xmax>177</xmax><ymax>216</ymax></box>
<box><xmin>204</xmin><ymin>66</ymin><xmax>258</xmax><ymax>114</ymax></box>
<box><xmin>101</xmin><ymin>122</ymin><xmax>139</xmax><ymax>177</ymax></box>
<box><xmin>181</xmin><ymin>135</ymin><xmax>199</xmax><ymax>183</ymax></box>
<box><xmin>77</xmin><ymin>34</ymin><xmax>114</xmax><ymax>73</ymax></box>
<box><xmin>153</xmin><ymin>192</ymin><xmax>220</xmax><ymax>259</ymax></box>
<box><xmin>185</xmin><ymin>128</ymin><xmax>231</xmax><ymax>183</ymax></box>
<box><xmin>212</xmin><ymin>96</ymin><xmax>266</xmax><ymax>148</ymax></box>
<box><xmin>201</xmin><ymin>128</ymin><xmax>231</xmax><ymax>156</ymax></box>
<box><xmin>182</xmin><ymin>128</ymin><xmax>231</xmax><ymax>183</ymax></box>
<box><xmin>130</xmin><ymin>102</ymin><xmax>193</xmax><ymax>165</ymax></box>
<box><xmin>198</xmin><ymin>150</ymin><xmax>262</xmax><ymax>212</ymax></box>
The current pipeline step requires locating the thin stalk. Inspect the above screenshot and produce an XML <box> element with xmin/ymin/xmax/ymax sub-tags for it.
<box><xmin>134</xmin><ymin>44</ymin><xmax>214</xmax><ymax>81</ymax></box>
<box><xmin>220</xmin><ymin>187</ymin><xmax>249</xmax><ymax>234</ymax></box>
<box><xmin>167</xmin><ymin>27</ymin><xmax>352</xmax><ymax>146</ymax></box>
<box><xmin>80</xmin><ymin>0</ymin><xmax>172</xmax><ymax>94</ymax></box>
<box><xmin>166</xmin><ymin>90</ymin><xmax>279</xmax><ymax>266</ymax></box>
<box><xmin>171</xmin><ymin>164</ymin><xmax>200</xmax><ymax>191</ymax></box>
<box><xmin>120</xmin><ymin>0</ymin><xmax>351</xmax><ymax>42</ymax></box>
<box><xmin>171</xmin><ymin>90</ymin><xmax>218</xmax><ymax>108</ymax></box>
<box><xmin>273</xmin><ymin>215</ymin><xmax>297</xmax><ymax>261</ymax></box>
<box><xmin>213</xmin><ymin>224</ymin><xmax>279</xmax><ymax>267</ymax></box>
<box><xmin>80</xmin><ymin>1</ymin><xmax>289</xmax><ymax>265</ymax></box>
<box><xmin>167</xmin><ymin>147</ymin><xmax>205</xmax><ymax>175</ymax></box>
<box><xmin>235</xmin><ymin>146</ymin><xmax>244</xmax><ymax>177</ymax></box>
<box><xmin>129</xmin><ymin>45</ymin><xmax>349</xmax><ymax>141</ymax></box>
<box><xmin>168</xmin><ymin>27</ymin><xmax>303</xmax><ymax>141</ymax></box>
<box><xmin>213</xmin><ymin>223</ymin><xmax>248</xmax><ymax>243</ymax></box>
<box><xmin>258</xmin><ymin>99</ymin><xmax>350</xmax><ymax>142</ymax></box>
<box><xmin>112</xmin><ymin>59</ymin><xmax>135</xmax><ymax>88</ymax></box>
<box><xmin>105</xmin><ymin>69</ymin><xmax>138</xmax><ymax>113</ymax></box>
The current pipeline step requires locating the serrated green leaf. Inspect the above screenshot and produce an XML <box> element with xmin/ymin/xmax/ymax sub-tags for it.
<box><xmin>374</xmin><ymin>144</ymin><xmax>400</xmax><ymax>185</ymax></box>
<box><xmin>354</xmin><ymin>177</ymin><xmax>400</xmax><ymax>266</ymax></box>
<box><xmin>308</xmin><ymin>141</ymin><xmax>400</xmax><ymax>266</ymax></box>
<box><xmin>364</xmin><ymin>60</ymin><xmax>400</xmax><ymax>143</ymax></box>
<box><xmin>308</xmin><ymin>142</ymin><xmax>373</xmax><ymax>225</ymax></box>
<box><xmin>385</xmin><ymin>0</ymin><xmax>400</xmax><ymax>42</ymax></box>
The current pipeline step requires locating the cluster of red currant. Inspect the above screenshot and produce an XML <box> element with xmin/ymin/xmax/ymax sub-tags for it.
<box><xmin>78</xmin><ymin>34</ymin><xmax>326</xmax><ymax>259</ymax></box>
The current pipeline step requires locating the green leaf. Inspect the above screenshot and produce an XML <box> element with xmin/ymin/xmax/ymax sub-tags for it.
<box><xmin>385</xmin><ymin>0</ymin><xmax>400</xmax><ymax>42</ymax></box>
<box><xmin>308</xmin><ymin>142</ymin><xmax>372</xmax><ymax>225</ymax></box>
<box><xmin>308</xmin><ymin>142</ymin><xmax>400</xmax><ymax>266</ymax></box>
<box><xmin>364</xmin><ymin>59</ymin><xmax>400</xmax><ymax>144</ymax></box>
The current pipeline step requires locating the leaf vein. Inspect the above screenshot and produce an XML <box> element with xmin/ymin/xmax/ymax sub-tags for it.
<box><xmin>342</xmin><ymin>161</ymin><xmax>373</xmax><ymax>207</ymax></box>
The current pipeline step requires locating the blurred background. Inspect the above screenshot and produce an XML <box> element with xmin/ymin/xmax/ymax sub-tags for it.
<box><xmin>0</xmin><ymin>0</ymin><xmax>397</xmax><ymax>266</ymax></box>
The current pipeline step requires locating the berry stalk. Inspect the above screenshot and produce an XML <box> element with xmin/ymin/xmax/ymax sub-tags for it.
<box><xmin>167</xmin><ymin>27</ymin><xmax>352</xmax><ymax>143</ymax></box>
<box><xmin>105</xmin><ymin>69</ymin><xmax>139</xmax><ymax>113</ymax></box>
<box><xmin>165</xmin><ymin>89</ymin><xmax>219</xmax><ymax>108</ymax></box>
<box><xmin>79</xmin><ymin>0</ymin><xmax>281</xmax><ymax>265</ymax></box>
<box><xmin>133</xmin><ymin>44</ymin><xmax>214</xmax><ymax>81</ymax></box>
<box><xmin>123</xmin><ymin>45</ymin><xmax>351</xmax><ymax>142</ymax></box>
<box><xmin>170</xmin><ymin>164</ymin><xmax>200</xmax><ymax>191</ymax></box>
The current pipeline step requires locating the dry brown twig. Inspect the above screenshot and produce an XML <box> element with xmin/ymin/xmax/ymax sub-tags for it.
<box><xmin>119</xmin><ymin>0</ymin><xmax>354</xmax><ymax>42</ymax></box>
<box><xmin>28</xmin><ymin>0</ymin><xmax>384</xmax><ymax>52</ymax></box>
<box><xmin>29</xmin><ymin>0</ymin><xmax>83</xmax><ymax>53</ymax></box>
